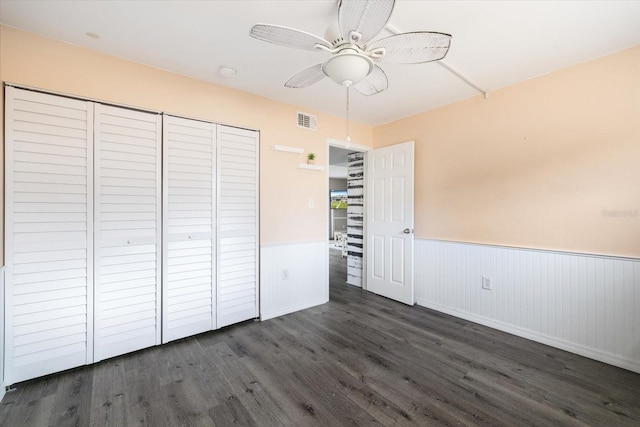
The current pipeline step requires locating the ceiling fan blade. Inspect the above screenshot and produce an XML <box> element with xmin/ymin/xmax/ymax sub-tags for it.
<box><xmin>250</xmin><ymin>24</ymin><xmax>331</xmax><ymax>51</ymax></box>
<box><xmin>285</xmin><ymin>64</ymin><xmax>326</xmax><ymax>88</ymax></box>
<box><xmin>353</xmin><ymin>65</ymin><xmax>388</xmax><ymax>96</ymax></box>
<box><xmin>368</xmin><ymin>32</ymin><xmax>452</xmax><ymax>64</ymax></box>
<box><xmin>339</xmin><ymin>0</ymin><xmax>395</xmax><ymax>44</ymax></box>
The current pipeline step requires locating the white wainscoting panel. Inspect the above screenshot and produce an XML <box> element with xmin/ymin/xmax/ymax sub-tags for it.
<box><xmin>1</xmin><ymin>266</ymin><xmax>5</xmax><ymax>402</ymax></box>
<box><xmin>260</xmin><ymin>241</ymin><xmax>328</xmax><ymax>320</ymax></box>
<box><xmin>415</xmin><ymin>239</ymin><xmax>640</xmax><ymax>373</ymax></box>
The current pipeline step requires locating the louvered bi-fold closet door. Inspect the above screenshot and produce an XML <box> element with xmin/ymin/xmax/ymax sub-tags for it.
<box><xmin>94</xmin><ymin>104</ymin><xmax>162</xmax><ymax>361</ymax></box>
<box><xmin>4</xmin><ymin>87</ymin><xmax>93</xmax><ymax>384</ymax></box>
<box><xmin>162</xmin><ymin>115</ymin><xmax>216</xmax><ymax>343</ymax></box>
<box><xmin>217</xmin><ymin>125</ymin><xmax>259</xmax><ymax>327</ymax></box>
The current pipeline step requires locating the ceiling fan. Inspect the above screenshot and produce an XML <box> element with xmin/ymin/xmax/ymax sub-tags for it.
<box><xmin>249</xmin><ymin>0</ymin><xmax>452</xmax><ymax>96</ymax></box>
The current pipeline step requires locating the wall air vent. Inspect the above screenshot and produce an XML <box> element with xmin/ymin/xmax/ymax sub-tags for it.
<box><xmin>297</xmin><ymin>111</ymin><xmax>317</xmax><ymax>130</ymax></box>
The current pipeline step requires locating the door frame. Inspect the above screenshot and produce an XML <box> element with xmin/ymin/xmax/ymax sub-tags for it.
<box><xmin>325</xmin><ymin>138</ymin><xmax>416</xmax><ymax>302</ymax></box>
<box><xmin>325</xmin><ymin>138</ymin><xmax>370</xmax><ymax>292</ymax></box>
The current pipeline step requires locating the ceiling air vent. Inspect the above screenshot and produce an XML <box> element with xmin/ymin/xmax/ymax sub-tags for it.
<box><xmin>297</xmin><ymin>111</ymin><xmax>317</xmax><ymax>131</ymax></box>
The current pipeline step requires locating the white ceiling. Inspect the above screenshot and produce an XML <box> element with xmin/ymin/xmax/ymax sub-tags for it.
<box><xmin>329</xmin><ymin>145</ymin><xmax>352</xmax><ymax>178</ymax></box>
<box><xmin>329</xmin><ymin>146</ymin><xmax>352</xmax><ymax>167</ymax></box>
<box><xmin>1</xmin><ymin>1</ymin><xmax>639</xmax><ymax>126</ymax></box>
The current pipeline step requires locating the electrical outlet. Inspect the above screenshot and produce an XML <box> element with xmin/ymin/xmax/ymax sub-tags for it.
<box><xmin>282</xmin><ymin>269</ymin><xmax>289</xmax><ymax>280</ymax></box>
<box><xmin>482</xmin><ymin>276</ymin><xmax>491</xmax><ymax>290</ymax></box>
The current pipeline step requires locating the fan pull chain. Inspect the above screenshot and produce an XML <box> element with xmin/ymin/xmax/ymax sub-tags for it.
<box><xmin>346</xmin><ymin>86</ymin><xmax>351</xmax><ymax>147</ymax></box>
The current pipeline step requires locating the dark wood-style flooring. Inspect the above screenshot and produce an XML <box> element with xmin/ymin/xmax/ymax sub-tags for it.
<box><xmin>1</xmin><ymin>249</ymin><xmax>639</xmax><ymax>426</ymax></box>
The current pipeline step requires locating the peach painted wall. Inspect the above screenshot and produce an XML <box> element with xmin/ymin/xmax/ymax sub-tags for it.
<box><xmin>374</xmin><ymin>46</ymin><xmax>640</xmax><ymax>258</ymax></box>
<box><xmin>0</xmin><ymin>25</ymin><xmax>373</xmax><ymax>252</ymax></box>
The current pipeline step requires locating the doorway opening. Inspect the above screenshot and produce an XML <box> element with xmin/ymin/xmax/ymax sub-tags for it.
<box><xmin>327</xmin><ymin>143</ymin><xmax>367</xmax><ymax>295</ymax></box>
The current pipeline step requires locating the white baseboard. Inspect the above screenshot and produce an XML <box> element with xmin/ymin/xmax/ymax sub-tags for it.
<box><xmin>261</xmin><ymin>297</ymin><xmax>329</xmax><ymax>321</ymax></box>
<box><xmin>417</xmin><ymin>298</ymin><xmax>640</xmax><ymax>374</ymax></box>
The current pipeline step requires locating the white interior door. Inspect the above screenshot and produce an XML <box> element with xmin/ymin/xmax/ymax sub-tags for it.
<box><xmin>163</xmin><ymin>115</ymin><xmax>216</xmax><ymax>342</ymax></box>
<box><xmin>94</xmin><ymin>104</ymin><xmax>162</xmax><ymax>361</ymax></box>
<box><xmin>4</xmin><ymin>87</ymin><xmax>94</xmax><ymax>383</ymax></box>
<box><xmin>365</xmin><ymin>141</ymin><xmax>415</xmax><ymax>305</ymax></box>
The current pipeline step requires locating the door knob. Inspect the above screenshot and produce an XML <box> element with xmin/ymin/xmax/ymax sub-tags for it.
<box><xmin>403</xmin><ymin>228</ymin><xmax>411</xmax><ymax>234</ymax></box>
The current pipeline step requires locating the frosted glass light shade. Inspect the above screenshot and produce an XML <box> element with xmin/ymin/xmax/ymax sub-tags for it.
<box><xmin>322</xmin><ymin>52</ymin><xmax>373</xmax><ymax>87</ymax></box>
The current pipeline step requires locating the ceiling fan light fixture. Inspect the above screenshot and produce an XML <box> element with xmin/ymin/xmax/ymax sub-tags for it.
<box><xmin>322</xmin><ymin>51</ymin><xmax>373</xmax><ymax>87</ymax></box>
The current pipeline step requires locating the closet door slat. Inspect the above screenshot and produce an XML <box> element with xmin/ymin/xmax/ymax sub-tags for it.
<box><xmin>94</xmin><ymin>104</ymin><xmax>161</xmax><ymax>361</ymax></box>
<box><xmin>217</xmin><ymin>126</ymin><xmax>259</xmax><ymax>327</ymax></box>
<box><xmin>162</xmin><ymin>115</ymin><xmax>216</xmax><ymax>342</ymax></box>
<box><xmin>4</xmin><ymin>87</ymin><xmax>94</xmax><ymax>384</ymax></box>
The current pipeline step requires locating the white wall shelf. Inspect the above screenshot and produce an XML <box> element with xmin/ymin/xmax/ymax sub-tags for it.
<box><xmin>273</xmin><ymin>144</ymin><xmax>304</xmax><ymax>154</ymax></box>
<box><xmin>298</xmin><ymin>163</ymin><xmax>324</xmax><ymax>171</ymax></box>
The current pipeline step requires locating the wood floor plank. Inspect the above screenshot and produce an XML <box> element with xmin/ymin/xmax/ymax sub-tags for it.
<box><xmin>160</xmin><ymin>377</ymin><xmax>216</xmax><ymax>427</ymax></box>
<box><xmin>1</xmin><ymin>249</ymin><xmax>639</xmax><ymax>426</ymax></box>
<box><xmin>328</xmin><ymin>322</ymin><xmax>507</xmax><ymax>425</ymax></box>
<box><xmin>241</xmin><ymin>356</ymin><xmax>322</xmax><ymax>426</ymax></box>
<box><xmin>121</xmin><ymin>350</ymin><xmax>173</xmax><ymax>427</ymax></box>
<box><xmin>47</xmin><ymin>367</ymin><xmax>93</xmax><ymax>427</ymax></box>
<box><xmin>259</xmin><ymin>322</ymin><xmax>415</xmax><ymax>426</ymax></box>
<box><xmin>156</xmin><ymin>337</ymin><xmax>227</xmax><ymax>408</ymax></box>
<box><xmin>209</xmin><ymin>397</ymin><xmax>258</xmax><ymax>427</ymax></box>
<box><xmin>231</xmin><ymin>327</ymin><xmax>355</xmax><ymax>425</ymax></box>
<box><xmin>0</xmin><ymin>392</ymin><xmax>56</xmax><ymax>427</ymax></box>
<box><xmin>88</xmin><ymin>357</ymin><xmax>128</xmax><ymax>427</ymax></box>
<box><xmin>205</xmin><ymin>341</ymin><xmax>292</xmax><ymax>426</ymax></box>
<box><xmin>0</xmin><ymin>375</ymin><xmax>59</xmax><ymax>426</ymax></box>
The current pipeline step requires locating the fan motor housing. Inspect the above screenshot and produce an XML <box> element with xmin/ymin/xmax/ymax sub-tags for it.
<box><xmin>325</xmin><ymin>24</ymin><xmax>347</xmax><ymax>47</ymax></box>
